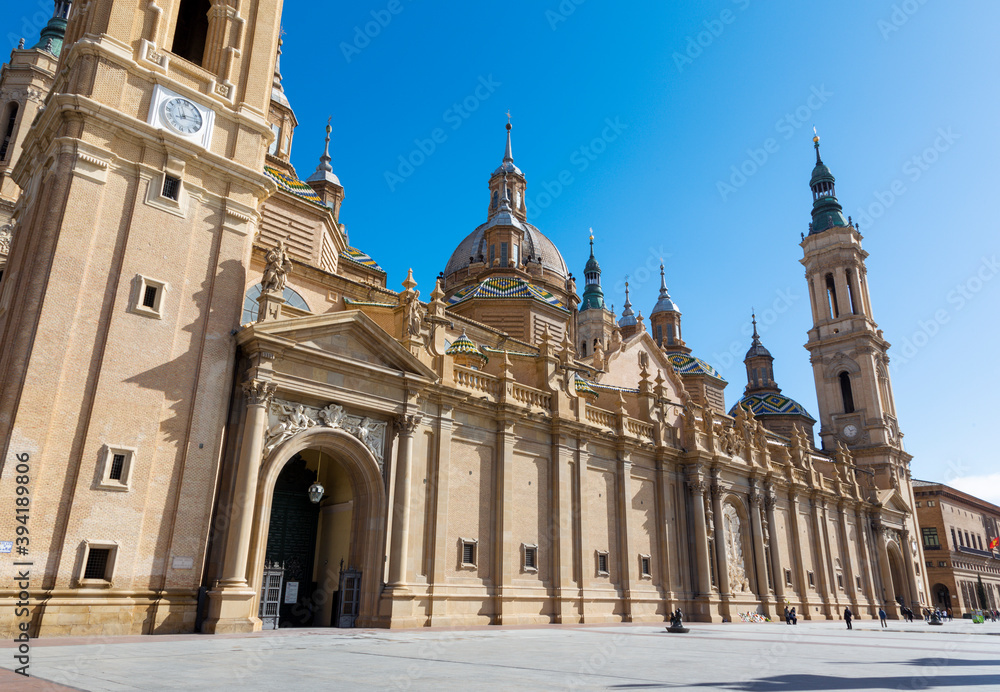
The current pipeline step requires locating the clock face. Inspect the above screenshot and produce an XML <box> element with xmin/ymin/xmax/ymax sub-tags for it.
<box><xmin>843</xmin><ymin>424</ymin><xmax>858</xmax><ymax>439</ymax></box>
<box><xmin>163</xmin><ymin>97</ymin><xmax>204</xmax><ymax>135</ymax></box>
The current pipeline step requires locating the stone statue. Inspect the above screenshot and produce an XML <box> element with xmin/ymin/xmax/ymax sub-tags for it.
<box><xmin>406</xmin><ymin>291</ymin><xmax>423</xmax><ymax>336</ymax></box>
<box><xmin>261</xmin><ymin>240</ymin><xmax>292</xmax><ymax>294</ymax></box>
<box><xmin>723</xmin><ymin>503</ymin><xmax>751</xmax><ymax>593</ymax></box>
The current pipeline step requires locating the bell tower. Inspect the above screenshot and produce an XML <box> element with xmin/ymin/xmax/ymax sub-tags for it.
<box><xmin>0</xmin><ymin>0</ymin><xmax>283</xmax><ymax>636</ymax></box>
<box><xmin>800</xmin><ymin>134</ymin><xmax>907</xmax><ymax>491</ymax></box>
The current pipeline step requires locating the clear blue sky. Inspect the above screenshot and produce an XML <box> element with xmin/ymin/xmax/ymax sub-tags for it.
<box><xmin>6</xmin><ymin>2</ymin><xmax>999</xmax><ymax>498</ymax></box>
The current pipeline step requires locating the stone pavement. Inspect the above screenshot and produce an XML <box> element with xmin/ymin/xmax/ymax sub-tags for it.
<box><xmin>1</xmin><ymin>618</ymin><xmax>998</xmax><ymax>691</ymax></box>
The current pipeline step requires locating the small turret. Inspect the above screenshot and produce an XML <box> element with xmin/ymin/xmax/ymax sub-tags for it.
<box><xmin>648</xmin><ymin>262</ymin><xmax>687</xmax><ymax>353</ymax></box>
<box><xmin>807</xmin><ymin>131</ymin><xmax>849</xmax><ymax>235</ymax></box>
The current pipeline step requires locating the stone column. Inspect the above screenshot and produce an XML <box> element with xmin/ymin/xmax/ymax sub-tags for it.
<box><xmin>617</xmin><ymin>454</ymin><xmax>634</xmax><ymax>621</ymax></box>
<box><xmin>900</xmin><ymin>528</ymin><xmax>921</xmax><ymax>608</ymax></box>
<box><xmin>388</xmin><ymin>414</ymin><xmax>421</xmax><ymax>587</ymax></box>
<box><xmin>855</xmin><ymin>508</ymin><xmax>879</xmax><ymax>614</ymax></box>
<box><xmin>836</xmin><ymin>503</ymin><xmax>859</xmax><ymax>612</ymax></box>
<box><xmin>427</xmin><ymin>404</ymin><xmax>453</xmax><ymax>625</ymax></box>
<box><xmin>655</xmin><ymin>456</ymin><xmax>675</xmax><ymax>608</ymax></box>
<box><xmin>710</xmin><ymin>473</ymin><xmax>731</xmax><ymax>600</ymax></box>
<box><xmin>810</xmin><ymin>495</ymin><xmax>832</xmax><ymax>617</ymax></box>
<box><xmin>493</xmin><ymin>417</ymin><xmax>516</xmax><ymax>624</ymax></box>
<box><xmin>748</xmin><ymin>481</ymin><xmax>772</xmax><ymax>616</ymax></box>
<box><xmin>552</xmin><ymin>426</ymin><xmax>580</xmax><ymax>623</ymax></box>
<box><xmin>788</xmin><ymin>492</ymin><xmax>810</xmax><ymax>614</ymax></box>
<box><xmin>872</xmin><ymin>519</ymin><xmax>898</xmax><ymax>617</ymax></box>
<box><xmin>687</xmin><ymin>476</ymin><xmax>712</xmax><ymax>597</ymax></box>
<box><xmin>765</xmin><ymin>485</ymin><xmax>785</xmax><ymax>602</ymax></box>
<box><xmin>204</xmin><ymin>377</ymin><xmax>274</xmax><ymax>633</ymax></box>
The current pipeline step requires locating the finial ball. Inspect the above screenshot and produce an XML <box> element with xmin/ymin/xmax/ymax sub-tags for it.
<box><xmin>506</xmin><ymin>123</ymin><xmax>511</xmax><ymax>132</ymax></box>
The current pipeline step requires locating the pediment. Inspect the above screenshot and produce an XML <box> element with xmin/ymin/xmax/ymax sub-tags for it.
<box><xmin>239</xmin><ymin>310</ymin><xmax>436</xmax><ymax>381</ymax></box>
<box><xmin>876</xmin><ymin>488</ymin><xmax>911</xmax><ymax>515</ymax></box>
<box><xmin>600</xmin><ymin>332</ymin><xmax>685</xmax><ymax>402</ymax></box>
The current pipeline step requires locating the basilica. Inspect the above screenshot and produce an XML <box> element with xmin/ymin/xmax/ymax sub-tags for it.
<box><xmin>0</xmin><ymin>1</ymin><xmax>928</xmax><ymax>636</ymax></box>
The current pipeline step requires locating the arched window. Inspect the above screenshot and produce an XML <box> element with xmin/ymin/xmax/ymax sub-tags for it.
<box><xmin>492</xmin><ymin>191</ymin><xmax>498</xmax><ymax>209</ymax></box>
<box><xmin>171</xmin><ymin>0</ymin><xmax>211</xmax><ymax>66</ymax></box>
<box><xmin>839</xmin><ymin>371</ymin><xmax>855</xmax><ymax>413</ymax></box>
<box><xmin>242</xmin><ymin>283</ymin><xmax>310</xmax><ymax>324</ymax></box>
<box><xmin>580</xmin><ymin>341</ymin><xmax>587</xmax><ymax>356</ymax></box>
<box><xmin>0</xmin><ymin>102</ymin><xmax>19</xmax><ymax>160</ymax></box>
<box><xmin>825</xmin><ymin>273</ymin><xmax>839</xmax><ymax>319</ymax></box>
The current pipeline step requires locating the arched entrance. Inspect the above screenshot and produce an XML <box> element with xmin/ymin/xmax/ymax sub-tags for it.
<box><xmin>887</xmin><ymin>544</ymin><xmax>906</xmax><ymax>607</ymax></box>
<box><xmin>247</xmin><ymin>428</ymin><xmax>387</xmax><ymax>630</ymax></box>
<box><xmin>933</xmin><ymin>583</ymin><xmax>952</xmax><ymax>610</ymax></box>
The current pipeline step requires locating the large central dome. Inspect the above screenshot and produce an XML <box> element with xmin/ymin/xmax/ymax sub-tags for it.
<box><xmin>444</xmin><ymin>220</ymin><xmax>569</xmax><ymax>280</ymax></box>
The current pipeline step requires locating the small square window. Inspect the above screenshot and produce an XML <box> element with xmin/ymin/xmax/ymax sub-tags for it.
<box><xmin>78</xmin><ymin>541</ymin><xmax>118</xmax><ymax>587</ymax></box>
<box><xmin>915</xmin><ymin>501</ymin><xmax>922</xmax><ymax>508</ymax></box>
<box><xmin>938</xmin><ymin>561</ymin><xmax>947</xmax><ymax>568</ymax></box>
<box><xmin>784</xmin><ymin>569</ymin><xmax>793</xmax><ymax>586</ymax></box>
<box><xmin>836</xmin><ymin>573</ymin><xmax>844</xmax><ymax>590</ymax></box>
<box><xmin>639</xmin><ymin>555</ymin><xmax>651</xmax><ymax>578</ymax></box>
<box><xmin>808</xmin><ymin>571</ymin><xmax>815</xmax><ymax>587</ymax></box>
<box><xmin>162</xmin><ymin>174</ymin><xmax>181</xmax><ymax>201</ymax></box>
<box><xmin>522</xmin><ymin>544</ymin><xmax>538</xmax><ymax>572</ymax></box>
<box><xmin>855</xmin><ymin>575</ymin><xmax>862</xmax><ymax>592</ymax></box>
<box><xmin>596</xmin><ymin>551</ymin><xmax>609</xmax><ymax>576</ymax></box>
<box><xmin>98</xmin><ymin>445</ymin><xmax>135</xmax><ymax>490</ymax></box>
<box><xmin>131</xmin><ymin>275</ymin><xmax>167</xmax><ymax>318</ymax></box>
<box><xmin>928</xmin><ymin>500</ymin><xmax>936</xmax><ymax>507</ymax></box>
<box><xmin>460</xmin><ymin>538</ymin><xmax>477</xmax><ymax>568</ymax></box>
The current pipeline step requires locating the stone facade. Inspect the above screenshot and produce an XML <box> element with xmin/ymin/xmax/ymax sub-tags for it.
<box><xmin>913</xmin><ymin>481</ymin><xmax>1000</xmax><ymax>616</ymax></box>
<box><xmin>0</xmin><ymin>1</ymin><xmax>930</xmax><ymax>637</ymax></box>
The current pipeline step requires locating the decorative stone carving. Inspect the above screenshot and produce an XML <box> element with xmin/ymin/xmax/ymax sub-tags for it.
<box><xmin>396</xmin><ymin>414</ymin><xmax>422</xmax><ymax>435</ymax></box>
<box><xmin>264</xmin><ymin>398</ymin><xmax>387</xmax><ymax>469</ymax></box>
<box><xmin>261</xmin><ymin>240</ymin><xmax>292</xmax><ymax>294</ymax></box>
<box><xmin>0</xmin><ymin>224</ymin><xmax>12</xmax><ymax>254</ymax></box>
<box><xmin>723</xmin><ymin>503</ymin><xmax>751</xmax><ymax>593</ymax></box>
<box><xmin>241</xmin><ymin>378</ymin><xmax>276</xmax><ymax>407</ymax></box>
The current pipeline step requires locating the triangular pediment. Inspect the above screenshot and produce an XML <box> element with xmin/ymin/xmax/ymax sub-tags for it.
<box><xmin>239</xmin><ymin>310</ymin><xmax>437</xmax><ymax>381</ymax></box>
<box><xmin>877</xmin><ymin>488</ymin><xmax>911</xmax><ymax>515</ymax></box>
<box><xmin>600</xmin><ymin>332</ymin><xmax>685</xmax><ymax>402</ymax></box>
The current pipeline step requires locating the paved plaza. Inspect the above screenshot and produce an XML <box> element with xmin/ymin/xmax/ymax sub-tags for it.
<box><xmin>1</xmin><ymin>619</ymin><xmax>998</xmax><ymax>691</ymax></box>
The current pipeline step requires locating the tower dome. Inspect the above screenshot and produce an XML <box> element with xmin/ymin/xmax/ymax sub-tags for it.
<box><xmin>808</xmin><ymin>133</ymin><xmax>849</xmax><ymax>235</ymax></box>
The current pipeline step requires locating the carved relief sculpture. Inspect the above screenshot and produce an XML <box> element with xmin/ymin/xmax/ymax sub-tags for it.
<box><xmin>263</xmin><ymin>399</ymin><xmax>387</xmax><ymax>469</ymax></box>
<box><xmin>723</xmin><ymin>503</ymin><xmax>751</xmax><ymax>593</ymax></box>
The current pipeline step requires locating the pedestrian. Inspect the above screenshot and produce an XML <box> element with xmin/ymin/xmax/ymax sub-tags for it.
<box><xmin>790</xmin><ymin>607</ymin><xmax>797</xmax><ymax>625</ymax></box>
<box><xmin>947</xmin><ymin>608</ymin><xmax>953</xmax><ymax>622</ymax></box>
<box><xmin>878</xmin><ymin>607</ymin><xmax>887</xmax><ymax>628</ymax></box>
<box><xmin>844</xmin><ymin>606</ymin><xmax>853</xmax><ymax>630</ymax></box>
<box><xmin>784</xmin><ymin>606</ymin><xmax>790</xmax><ymax>625</ymax></box>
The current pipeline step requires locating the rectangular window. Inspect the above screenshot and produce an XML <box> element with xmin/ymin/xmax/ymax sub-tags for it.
<box><xmin>784</xmin><ymin>569</ymin><xmax>793</xmax><ymax>586</ymax></box>
<box><xmin>939</xmin><ymin>561</ymin><xmax>947</xmax><ymax>568</ymax></box>
<box><xmin>109</xmin><ymin>453</ymin><xmax>126</xmax><ymax>481</ymax></box>
<box><xmin>836</xmin><ymin>574</ymin><xmax>844</xmax><ymax>590</ymax></box>
<box><xmin>84</xmin><ymin>548</ymin><xmax>110</xmax><ymax>580</ymax></box>
<box><xmin>856</xmin><ymin>575</ymin><xmax>862</xmax><ymax>591</ymax></box>
<box><xmin>977</xmin><ymin>535</ymin><xmax>984</xmax><ymax>550</ymax></box>
<box><xmin>500</xmin><ymin>242</ymin><xmax>508</xmax><ymax>267</ymax></box>
<box><xmin>640</xmin><ymin>555</ymin><xmax>651</xmax><ymax>578</ymax></box>
<box><xmin>597</xmin><ymin>551</ymin><xmax>609</xmax><ymax>575</ymax></box>
<box><xmin>142</xmin><ymin>285</ymin><xmax>158</xmax><ymax>309</ymax></box>
<box><xmin>666</xmin><ymin>325</ymin><xmax>675</xmax><ymax>344</ymax></box>
<box><xmin>927</xmin><ymin>500</ymin><xmax>936</xmax><ymax>507</ymax></box>
<box><xmin>489</xmin><ymin>245</ymin><xmax>495</xmax><ymax>266</ymax></box>
<box><xmin>162</xmin><ymin>175</ymin><xmax>181</xmax><ymax>201</ymax></box>
<box><xmin>523</xmin><ymin>544</ymin><xmax>537</xmax><ymax>572</ymax></box>
<box><xmin>268</xmin><ymin>123</ymin><xmax>281</xmax><ymax>155</ymax></box>
<box><xmin>915</xmin><ymin>501</ymin><xmax>922</xmax><ymax>508</ymax></box>
<box><xmin>922</xmin><ymin>527</ymin><xmax>940</xmax><ymax>548</ymax></box>
<box><xmin>460</xmin><ymin>539</ymin><xmax>477</xmax><ymax>567</ymax></box>
<box><xmin>951</xmin><ymin>528</ymin><xmax>958</xmax><ymax>547</ymax></box>
<box><xmin>808</xmin><ymin>571</ymin><xmax>815</xmax><ymax>587</ymax></box>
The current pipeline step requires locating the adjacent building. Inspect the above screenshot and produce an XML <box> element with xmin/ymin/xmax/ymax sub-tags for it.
<box><xmin>913</xmin><ymin>481</ymin><xmax>1000</xmax><ymax>615</ymax></box>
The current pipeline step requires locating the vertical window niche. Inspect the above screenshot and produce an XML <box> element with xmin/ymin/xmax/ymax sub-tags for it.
<box><xmin>171</xmin><ymin>0</ymin><xmax>211</xmax><ymax>66</ymax></box>
<box><xmin>839</xmin><ymin>371</ymin><xmax>855</xmax><ymax>414</ymax></box>
<box><xmin>98</xmin><ymin>445</ymin><xmax>136</xmax><ymax>491</ymax></box>
<box><xmin>522</xmin><ymin>544</ymin><xmax>538</xmax><ymax>572</ymax></box>
<box><xmin>78</xmin><ymin>540</ymin><xmax>118</xmax><ymax>587</ymax></box>
<box><xmin>131</xmin><ymin>276</ymin><xmax>167</xmax><ymax>319</ymax></box>
<box><xmin>460</xmin><ymin>538</ymin><xmax>478</xmax><ymax>568</ymax></box>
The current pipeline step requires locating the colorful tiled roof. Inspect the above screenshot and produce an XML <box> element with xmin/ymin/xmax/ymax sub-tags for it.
<box><xmin>264</xmin><ymin>165</ymin><xmax>325</xmax><ymax>206</ymax></box>
<box><xmin>340</xmin><ymin>247</ymin><xmax>385</xmax><ymax>274</ymax></box>
<box><xmin>729</xmin><ymin>393</ymin><xmax>815</xmax><ymax>421</ymax></box>
<box><xmin>446</xmin><ymin>331</ymin><xmax>488</xmax><ymax>363</ymax></box>
<box><xmin>575</xmin><ymin>375</ymin><xmax>599</xmax><ymax>398</ymax></box>
<box><xmin>448</xmin><ymin>276</ymin><xmax>568</xmax><ymax>311</ymax></box>
<box><xmin>665</xmin><ymin>352</ymin><xmax>727</xmax><ymax>382</ymax></box>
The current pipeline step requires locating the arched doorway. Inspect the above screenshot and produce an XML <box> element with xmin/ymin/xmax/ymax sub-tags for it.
<box><xmin>887</xmin><ymin>545</ymin><xmax>906</xmax><ymax>607</ymax></box>
<box><xmin>247</xmin><ymin>428</ymin><xmax>387</xmax><ymax>630</ymax></box>
<box><xmin>933</xmin><ymin>583</ymin><xmax>952</xmax><ymax>610</ymax></box>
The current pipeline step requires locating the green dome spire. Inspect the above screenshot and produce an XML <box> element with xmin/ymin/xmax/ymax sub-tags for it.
<box><xmin>580</xmin><ymin>230</ymin><xmax>607</xmax><ymax>311</ymax></box>
<box><xmin>808</xmin><ymin>132</ymin><xmax>849</xmax><ymax>235</ymax></box>
<box><xmin>31</xmin><ymin>1</ymin><xmax>71</xmax><ymax>57</ymax></box>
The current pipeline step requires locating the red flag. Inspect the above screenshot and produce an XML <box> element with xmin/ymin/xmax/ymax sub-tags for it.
<box><xmin>990</xmin><ymin>537</ymin><xmax>999</xmax><ymax>551</ymax></box>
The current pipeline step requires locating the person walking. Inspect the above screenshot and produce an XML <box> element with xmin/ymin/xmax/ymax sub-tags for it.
<box><xmin>844</xmin><ymin>606</ymin><xmax>853</xmax><ymax>630</ymax></box>
<box><xmin>784</xmin><ymin>606</ymin><xmax>790</xmax><ymax>625</ymax></box>
<box><xmin>878</xmin><ymin>607</ymin><xmax>887</xmax><ymax>628</ymax></box>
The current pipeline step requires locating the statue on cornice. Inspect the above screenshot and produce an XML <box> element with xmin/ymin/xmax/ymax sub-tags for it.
<box><xmin>261</xmin><ymin>240</ymin><xmax>292</xmax><ymax>294</ymax></box>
